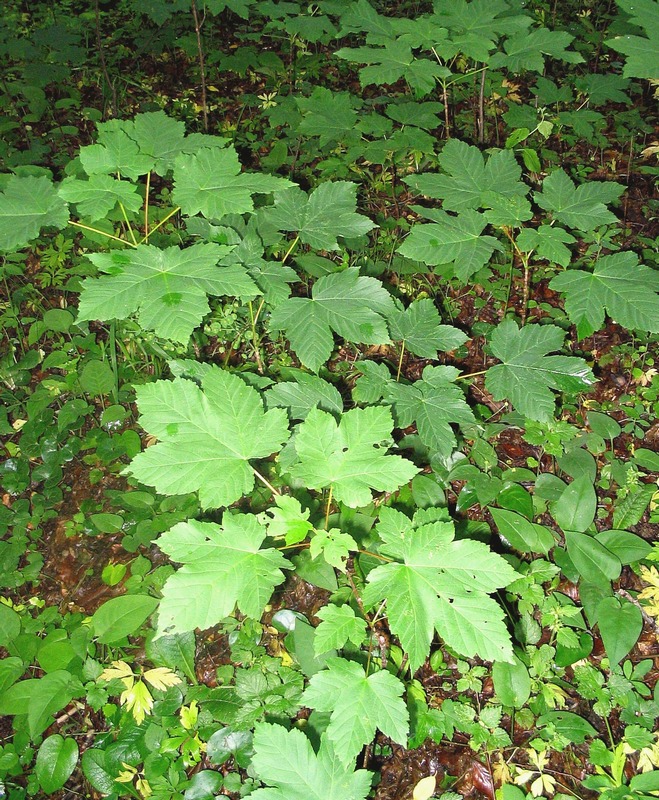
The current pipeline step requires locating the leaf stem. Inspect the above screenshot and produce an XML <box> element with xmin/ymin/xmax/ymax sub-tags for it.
<box><xmin>324</xmin><ymin>485</ymin><xmax>333</xmax><ymax>530</ymax></box>
<box><xmin>281</xmin><ymin>234</ymin><xmax>300</xmax><ymax>265</ymax></box>
<box><xmin>252</xmin><ymin>467</ymin><xmax>280</xmax><ymax>497</ymax></box>
<box><xmin>137</xmin><ymin>206</ymin><xmax>181</xmax><ymax>245</ymax></box>
<box><xmin>144</xmin><ymin>171</ymin><xmax>151</xmax><ymax>241</ymax></box>
<box><xmin>119</xmin><ymin>202</ymin><xmax>138</xmax><ymax>246</ymax></box>
<box><xmin>395</xmin><ymin>341</ymin><xmax>406</xmax><ymax>382</ymax></box>
<box><xmin>248</xmin><ymin>299</ymin><xmax>265</xmax><ymax>374</ymax></box>
<box><xmin>69</xmin><ymin>220</ymin><xmax>136</xmax><ymax>247</ymax></box>
<box><xmin>457</xmin><ymin>369</ymin><xmax>487</xmax><ymax>380</ymax></box>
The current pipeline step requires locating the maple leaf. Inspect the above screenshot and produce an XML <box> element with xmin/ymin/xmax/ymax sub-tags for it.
<box><xmin>314</xmin><ymin>605</ymin><xmax>367</xmax><ymax>656</ymax></box>
<box><xmin>362</xmin><ymin>508</ymin><xmax>517</xmax><ymax>669</ymax></box>
<box><xmin>128</xmin><ymin>367</ymin><xmax>290</xmax><ymax>509</ymax></box>
<box><xmin>534</xmin><ymin>169</ymin><xmax>624</xmax><ymax>231</ymax></box>
<box><xmin>0</xmin><ymin>175</ymin><xmax>69</xmax><ymax>252</ymax></box>
<box><xmin>154</xmin><ymin>514</ymin><xmax>292</xmax><ymax>637</ymax></box>
<box><xmin>485</xmin><ymin>320</ymin><xmax>595</xmax><ymax>421</ymax></box>
<box><xmin>78</xmin><ymin>242</ymin><xmax>257</xmax><ymax>343</ymax></box>
<box><xmin>287</xmin><ymin>406</ymin><xmax>419</xmax><ymax>508</ymax></box>
<box><xmin>386</xmin><ymin>299</ymin><xmax>468</xmax><ymax>358</ymax></box>
<box><xmin>301</xmin><ymin>657</ymin><xmax>409</xmax><ymax>765</ymax></box>
<box><xmin>251</xmin><ymin>723</ymin><xmax>372</xmax><ymax>800</ymax></box>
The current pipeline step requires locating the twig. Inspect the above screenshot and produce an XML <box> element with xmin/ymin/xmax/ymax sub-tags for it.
<box><xmin>93</xmin><ymin>0</ymin><xmax>117</xmax><ymax>116</ymax></box>
<box><xmin>190</xmin><ymin>0</ymin><xmax>208</xmax><ymax>132</ymax></box>
<box><xmin>477</xmin><ymin>66</ymin><xmax>487</xmax><ymax>144</ymax></box>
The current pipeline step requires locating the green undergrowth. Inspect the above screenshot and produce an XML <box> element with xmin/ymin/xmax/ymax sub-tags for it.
<box><xmin>0</xmin><ymin>0</ymin><xmax>658</xmax><ymax>798</ymax></box>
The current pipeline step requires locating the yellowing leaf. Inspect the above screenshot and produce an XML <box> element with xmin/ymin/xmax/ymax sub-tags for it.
<box><xmin>120</xmin><ymin>679</ymin><xmax>154</xmax><ymax>725</ymax></box>
<box><xmin>99</xmin><ymin>660</ymin><xmax>134</xmax><ymax>687</ymax></box>
<box><xmin>143</xmin><ymin>666</ymin><xmax>182</xmax><ymax>691</ymax></box>
<box><xmin>413</xmin><ymin>774</ymin><xmax>436</xmax><ymax>800</ymax></box>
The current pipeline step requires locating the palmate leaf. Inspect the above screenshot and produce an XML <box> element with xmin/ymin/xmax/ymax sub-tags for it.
<box><xmin>387</xmin><ymin>366</ymin><xmax>474</xmax><ymax>457</ymax></box>
<box><xmin>432</xmin><ymin>0</ymin><xmax>530</xmax><ymax>60</ymax></box>
<box><xmin>387</xmin><ymin>299</ymin><xmax>468</xmax><ymax>358</ymax></box>
<box><xmin>535</xmin><ymin>170</ymin><xmax>624</xmax><ymax>231</ymax></box>
<box><xmin>296</xmin><ymin>88</ymin><xmax>360</xmax><ymax>146</ymax></box>
<box><xmin>288</xmin><ymin>406</ymin><xmax>419</xmax><ymax>508</ymax></box>
<box><xmin>397</xmin><ymin>208</ymin><xmax>503</xmax><ymax>282</ymax></box>
<box><xmin>78</xmin><ymin>243</ymin><xmax>257</xmax><ymax>343</ymax></box>
<box><xmin>485</xmin><ymin>320</ymin><xmax>595</xmax><ymax>421</ymax></box>
<box><xmin>404</xmin><ymin>140</ymin><xmax>528</xmax><ymax>213</ymax></box>
<box><xmin>131</xmin><ymin>111</ymin><xmax>186</xmax><ymax>176</ymax></box>
<box><xmin>0</xmin><ymin>175</ymin><xmax>69</xmax><ymax>252</ymax></box>
<box><xmin>362</xmin><ymin>508</ymin><xmax>517</xmax><ymax>670</ymax></box>
<box><xmin>79</xmin><ymin>126</ymin><xmax>155</xmax><ymax>180</ymax></box>
<box><xmin>606</xmin><ymin>0</ymin><xmax>659</xmax><ymax>79</ymax></box>
<box><xmin>251</xmin><ymin>723</ymin><xmax>372</xmax><ymax>800</ymax></box>
<box><xmin>301</xmin><ymin>658</ymin><xmax>409</xmax><ymax>766</ymax></box>
<box><xmin>263</xmin><ymin>182</ymin><xmax>376</xmax><ymax>251</ymax></box>
<box><xmin>154</xmin><ymin>514</ymin><xmax>292</xmax><ymax>636</ymax></box>
<box><xmin>269</xmin><ymin>268</ymin><xmax>394</xmax><ymax>372</ymax></box>
<box><xmin>314</xmin><ymin>605</ymin><xmax>367</xmax><ymax>656</ymax></box>
<box><xmin>490</xmin><ymin>28</ymin><xmax>583</xmax><ymax>72</ymax></box>
<box><xmin>128</xmin><ymin>366</ymin><xmax>290</xmax><ymax>509</ymax></box>
<box><xmin>550</xmin><ymin>252</ymin><xmax>659</xmax><ymax>339</ymax></box>
<box><xmin>173</xmin><ymin>146</ymin><xmax>293</xmax><ymax>220</ymax></box>
<box><xmin>58</xmin><ymin>175</ymin><xmax>142</xmax><ymax>222</ymax></box>
<box><xmin>516</xmin><ymin>225</ymin><xmax>575</xmax><ymax>268</ymax></box>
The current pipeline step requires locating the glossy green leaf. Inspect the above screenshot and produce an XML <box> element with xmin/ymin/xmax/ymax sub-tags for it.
<box><xmin>36</xmin><ymin>735</ymin><xmax>79</xmax><ymax>794</ymax></box>
<box><xmin>551</xmin><ymin>475</ymin><xmax>597</xmax><ymax>533</ymax></box>
<box><xmin>596</xmin><ymin>596</ymin><xmax>642</xmax><ymax>665</ymax></box>
<box><xmin>492</xmin><ymin>654</ymin><xmax>531</xmax><ymax>708</ymax></box>
<box><xmin>489</xmin><ymin>507</ymin><xmax>554</xmax><ymax>555</ymax></box>
<box><xmin>90</xmin><ymin>594</ymin><xmax>159</xmax><ymax>644</ymax></box>
<box><xmin>564</xmin><ymin>531</ymin><xmax>621</xmax><ymax>584</ymax></box>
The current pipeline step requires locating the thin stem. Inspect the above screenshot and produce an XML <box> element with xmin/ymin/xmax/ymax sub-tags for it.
<box><xmin>190</xmin><ymin>0</ymin><xmax>208</xmax><ymax>132</ymax></box>
<box><xmin>144</xmin><ymin>171</ymin><xmax>151</xmax><ymax>240</ymax></box>
<box><xmin>477</xmin><ymin>65</ymin><xmax>486</xmax><ymax>144</ymax></box>
<box><xmin>281</xmin><ymin>234</ymin><xmax>300</xmax><ymax>265</ymax></box>
<box><xmin>93</xmin><ymin>0</ymin><xmax>117</xmax><ymax>116</ymax></box>
<box><xmin>252</xmin><ymin>467</ymin><xmax>280</xmax><ymax>497</ymax></box>
<box><xmin>324</xmin><ymin>485</ymin><xmax>333</xmax><ymax>530</ymax></box>
<box><xmin>395</xmin><ymin>341</ymin><xmax>405</xmax><ymax>381</ymax></box>
<box><xmin>137</xmin><ymin>206</ymin><xmax>181</xmax><ymax>244</ymax></box>
<box><xmin>248</xmin><ymin>300</ymin><xmax>265</xmax><ymax>374</ymax></box>
<box><xmin>457</xmin><ymin>369</ymin><xmax>487</xmax><ymax>381</ymax></box>
<box><xmin>119</xmin><ymin>203</ymin><xmax>138</xmax><ymax>245</ymax></box>
<box><xmin>520</xmin><ymin>254</ymin><xmax>531</xmax><ymax>325</ymax></box>
<box><xmin>69</xmin><ymin>220</ymin><xmax>135</xmax><ymax>247</ymax></box>
<box><xmin>108</xmin><ymin>321</ymin><xmax>119</xmax><ymax>403</ymax></box>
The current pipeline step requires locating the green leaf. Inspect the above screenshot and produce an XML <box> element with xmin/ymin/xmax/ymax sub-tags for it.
<box><xmin>131</xmin><ymin>110</ymin><xmax>186</xmax><ymax>175</ymax></box>
<box><xmin>154</xmin><ymin>514</ymin><xmax>292</xmax><ymax>637</ymax></box>
<box><xmin>490</xmin><ymin>28</ymin><xmax>582</xmax><ymax>72</ymax></box>
<box><xmin>129</xmin><ymin>367</ymin><xmax>290</xmax><ymax>508</ymax></box>
<box><xmin>90</xmin><ymin>594</ymin><xmax>159</xmax><ymax>643</ymax></box>
<box><xmin>314</xmin><ymin>605</ymin><xmax>367</xmax><ymax>656</ymax></box>
<box><xmin>78</xmin><ymin>243</ymin><xmax>257</xmax><ymax>343</ymax></box>
<box><xmin>549</xmin><ymin>252</ymin><xmax>659</xmax><ymax>339</ymax></box>
<box><xmin>485</xmin><ymin>320</ymin><xmax>595</xmax><ymax>421</ymax></box>
<box><xmin>398</xmin><ymin>209</ymin><xmax>503</xmax><ymax>282</ymax></box>
<box><xmin>58</xmin><ymin>175</ymin><xmax>142</xmax><ymax>222</ymax></box>
<box><xmin>251</xmin><ymin>723</ymin><xmax>372</xmax><ymax>800</ymax></box>
<box><xmin>595</xmin><ymin>529</ymin><xmax>652</xmax><ymax>564</ymax></box>
<box><xmin>386</xmin><ymin>365</ymin><xmax>474</xmax><ymax>457</ymax></box>
<box><xmin>288</xmin><ymin>406</ymin><xmax>419</xmax><ymax>508</ymax></box>
<box><xmin>0</xmin><ymin>671</ymin><xmax>80</xmax><ymax>738</ymax></box>
<box><xmin>564</xmin><ymin>531</ymin><xmax>621</xmax><ymax>584</ymax></box>
<box><xmin>535</xmin><ymin>169</ymin><xmax>624</xmax><ymax>231</ymax></box>
<box><xmin>492</xmin><ymin>654</ymin><xmax>531</xmax><ymax>708</ymax></box>
<box><xmin>596</xmin><ymin>597</ymin><xmax>642</xmax><ymax>665</ymax></box>
<box><xmin>0</xmin><ymin>175</ymin><xmax>69</xmax><ymax>252</ymax></box>
<box><xmin>78</xmin><ymin>360</ymin><xmax>114</xmax><ymax>396</ymax></box>
<box><xmin>264</xmin><ymin>182</ymin><xmax>376</xmax><ymax>251</ymax></box>
<box><xmin>173</xmin><ymin>146</ymin><xmax>292</xmax><ymax>220</ymax></box>
<box><xmin>537</xmin><ymin>711</ymin><xmax>596</xmax><ymax>744</ymax></box>
<box><xmin>145</xmin><ymin>630</ymin><xmax>197</xmax><ymax>683</ymax></box>
<box><xmin>489</xmin><ymin>507</ymin><xmax>555</xmax><ymax>555</ymax></box>
<box><xmin>36</xmin><ymin>735</ymin><xmax>79</xmax><ymax>794</ymax></box>
<box><xmin>516</xmin><ymin>225</ymin><xmax>575</xmax><ymax>268</ymax></box>
<box><xmin>79</xmin><ymin>125</ymin><xmax>155</xmax><ymax>180</ymax></box>
<box><xmin>81</xmin><ymin>749</ymin><xmax>115</xmax><ymax>795</ymax></box>
<box><xmin>551</xmin><ymin>475</ymin><xmax>597</xmax><ymax>533</ymax></box>
<box><xmin>265</xmin><ymin>372</ymin><xmax>343</xmax><ymax>419</ymax></box>
<box><xmin>363</xmin><ymin>508</ymin><xmax>517</xmax><ymax>669</ymax></box>
<box><xmin>301</xmin><ymin>657</ymin><xmax>409</xmax><ymax>765</ymax></box>
<box><xmin>269</xmin><ymin>268</ymin><xmax>394</xmax><ymax>372</ymax></box>
<box><xmin>386</xmin><ymin>299</ymin><xmax>468</xmax><ymax>358</ymax></box>
<box><xmin>296</xmin><ymin>88</ymin><xmax>359</xmax><ymax>146</ymax></box>
<box><xmin>606</xmin><ymin>0</ymin><xmax>659</xmax><ymax>79</ymax></box>
<box><xmin>612</xmin><ymin>484</ymin><xmax>656</xmax><ymax>529</ymax></box>
<box><xmin>405</xmin><ymin>140</ymin><xmax>528</xmax><ymax>213</ymax></box>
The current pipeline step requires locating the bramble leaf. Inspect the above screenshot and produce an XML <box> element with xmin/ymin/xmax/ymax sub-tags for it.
<box><xmin>301</xmin><ymin>657</ymin><xmax>409</xmax><ymax>765</ymax></box>
<box><xmin>386</xmin><ymin>299</ymin><xmax>468</xmax><ymax>358</ymax></box>
<box><xmin>251</xmin><ymin>723</ymin><xmax>372</xmax><ymax>800</ymax></box>
<box><xmin>288</xmin><ymin>406</ymin><xmax>419</xmax><ymax>508</ymax></box>
<box><xmin>387</xmin><ymin>366</ymin><xmax>474</xmax><ymax>457</ymax></box>
<box><xmin>0</xmin><ymin>175</ymin><xmax>69</xmax><ymax>252</ymax></box>
<box><xmin>128</xmin><ymin>367</ymin><xmax>290</xmax><ymax>508</ymax></box>
<box><xmin>154</xmin><ymin>514</ymin><xmax>292</xmax><ymax>636</ymax></box>
<box><xmin>363</xmin><ymin>508</ymin><xmax>517</xmax><ymax>669</ymax></box>
<box><xmin>534</xmin><ymin>170</ymin><xmax>624</xmax><ymax>230</ymax></box>
<box><xmin>269</xmin><ymin>268</ymin><xmax>394</xmax><ymax>372</ymax></box>
<box><xmin>485</xmin><ymin>320</ymin><xmax>595</xmax><ymax>421</ymax></box>
<box><xmin>549</xmin><ymin>252</ymin><xmax>659</xmax><ymax>338</ymax></box>
<box><xmin>77</xmin><ymin>243</ymin><xmax>257</xmax><ymax>343</ymax></box>
<box><xmin>264</xmin><ymin>182</ymin><xmax>376</xmax><ymax>250</ymax></box>
<box><xmin>173</xmin><ymin>146</ymin><xmax>293</xmax><ymax>220</ymax></box>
